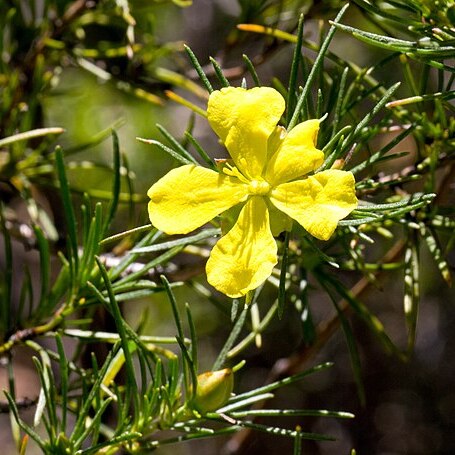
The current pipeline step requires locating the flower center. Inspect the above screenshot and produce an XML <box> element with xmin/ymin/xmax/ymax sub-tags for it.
<box><xmin>248</xmin><ymin>179</ymin><xmax>270</xmax><ymax>196</ymax></box>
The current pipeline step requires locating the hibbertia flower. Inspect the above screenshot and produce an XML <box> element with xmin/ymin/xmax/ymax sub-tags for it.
<box><xmin>147</xmin><ymin>87</ymin><xmax>358</xmax><ymax>297</ymax></box>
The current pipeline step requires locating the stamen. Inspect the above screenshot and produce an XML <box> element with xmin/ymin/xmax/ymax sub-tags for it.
<box><xmin>222</xmin><ymin>163</ymin><xmax>250</xmax><ymax>184</ymax></box>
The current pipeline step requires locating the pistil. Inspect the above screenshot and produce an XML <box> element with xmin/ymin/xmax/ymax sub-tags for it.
<box><xmin>248</xmin><ymin>179</ymin><xmax>270</xmax><ymax>195</ymax></box>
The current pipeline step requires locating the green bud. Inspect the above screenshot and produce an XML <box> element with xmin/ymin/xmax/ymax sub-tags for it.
<box><xmin>192</xmin><ymin>368</ymin><xmax>234</xmax><ymax>413</ymax></box>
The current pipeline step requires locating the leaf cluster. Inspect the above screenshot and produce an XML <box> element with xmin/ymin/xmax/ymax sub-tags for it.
<box><xmin>0</xmin><ymin>0</ymin><xmax>454</xmax><ymax>454</ymax></box>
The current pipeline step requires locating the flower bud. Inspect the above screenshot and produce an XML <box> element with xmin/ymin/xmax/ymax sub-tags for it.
<box><xmin>192</xmin><ymin>368</ymin><xmax>233</xmax><ymax>413</ymax></box>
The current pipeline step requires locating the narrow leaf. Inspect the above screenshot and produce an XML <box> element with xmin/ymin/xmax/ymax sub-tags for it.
<box><xmin>104</xmin><ymin>130</ymin><xmax>121</xmax><ymax>231</ymax></box>
<box><xmin>132</xmin><ymin>228</ymin><xmax>220</xmax><ymax>253</ymax></box>
<box><xmin>184</xmin><ymin>45</ymin><xmax>213</xmax><ymax>93</ymax></box>
<box><xmin>55</xmin><ymin>146</ymin><xmax>79</xmax><ymax>272</ymax></box>
<box><xmin>288</xmin><ymin>4</ymin><xmax>349</xmax><ymax>130</ymax></box>
<box><xmin>403</xmin><ymin>229</ymin><xmax>420</xmax><ymax>353</ymax></box>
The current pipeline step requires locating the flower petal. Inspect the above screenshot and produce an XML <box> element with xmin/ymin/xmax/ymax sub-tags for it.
<box><xmin>265</xmin><ymin>120</ymin><xmax>324</xmax><ymax>186</ymax></box>
<box><xmin>270</xmin><ymin>170</ymin><xmax>357</xmax><ymax>240</ymax></box>
<box><xmin>206</xmin><ymin>196</ymin><xmax>278</xmax><ymax>298</ymax></box>
<box><xmin>207</xmin><ymin>87</ymin><xmax>285</xmax><ymax>179</ymax></box>
<box><xmin>148</xmin><ymin>164</ymin><xmax>248</xmax><ymax>234</ymax></box>
<box><xmin>268</xmin><ymin>201</ymin><xmax>293</xmax><ymax>237</ymax></box>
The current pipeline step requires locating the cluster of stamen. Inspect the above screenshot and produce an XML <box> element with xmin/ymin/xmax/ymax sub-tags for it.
<box><xmin>222</xmin><ymin>163</ymin><xmax>250</xmax><ymax>183</ymax></box>
<box><xmin>222</xmin><ymin>162</ymin><xmax>271</xmax><ymax>196</ymax></box>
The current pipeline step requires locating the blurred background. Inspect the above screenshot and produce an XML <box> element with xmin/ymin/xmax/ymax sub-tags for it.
<box><xmin>1</xmin><ymin>0</ymin><xmax>455</xmax><ymax>454</ymax></box>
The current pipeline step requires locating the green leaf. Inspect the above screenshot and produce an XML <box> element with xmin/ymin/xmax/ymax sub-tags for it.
<box><xmin>322</xmin><ymin>82</ymin><xmax>401</xmax><ymax>170</ymax></box>
<box><xmin>136</xmin><ymin>138</ymin><xmax>193</xmax><ymax>165</ymax></box>
<box><xmin>71</xmin><ymin>343</ymin><xmax>119</xmax><ymax>442</ymax></box>
<box><xmin>218</xmin><ymin>419</ymin><xmax>335</xmax><ymax>441</ymax></box>
<box><xmin>132</xmin><ymin>228</ymin><xmax>220</xmax><ymax>253</ymax></box>
<box><xmin>4</xmin><ymin>391</ymin><xmax>46</xmax><ymax>449</ymax></box>
<box><xmin>319</xmin><ymin>274</ymin><xmax>365</xmax><ymax>405</ymax></box>
<box><xmin>288</xmin><ymin>4</ymin><xmax>349</xmax><ymax>129</ymax></box>
<box><xmin>79</xmin><ymin>202</ymin><xmax>104</xmax><ymax>286</ymax></box>
<box><xmin>78</xmin><ymin>431</ymin><xmax>142</xmax><ymax>455</ymax></box>
<box><xmin>107</xmin><ymin>228</ymin><xmax>161</xmax><ymax>281</ymax></box>
<box><xmin>100</xmin><ymin>223</ymin><xmax>153</xmax><ymax>245</ymax></box>
<box><xmin>184</xmin><ymin>45</ymin><xmax>213</xmax><ymax>93</ymax></box>
<box><xmin>318</xmin><ymin>274</ymin><xmax>404</xmax><ymax>359</ymax></box>
<box><xmin>30</xmin><ymin>350</ymin><xmax>57</xmax><ymax>432</ymax></box>
<box><xmin>420</xmin><ymin>224</ymin><xmax>452</xmax><ymax>285</ymax></box>
<box><xmin>229</xmin><ymin>408</ymin><xmax>354</xmax><ymax>418</ymax></box>
<box><xmin>157</xmin><ymin>123</ymin><xmax>199</xmax><ymax>165</ymax></box>
<box><xmin>55</xmin><ymin>146</ymin><xmax>79</xmax><ymax>274</ymax></box>
<box><xmin>351</xmin><ymin>0</ymin><xmax>423</xmax><ymax>27</ymax></box>
<box><xmin>74</xmin><ymin>398</ymin><xmax>114</xmax><ymax>450</ymax></box>
<box><xmin>104</xmin><ymin>130</ymin><xmax>121</xmax><ymax>232</ymax></box>
<box><xmin>213</xmin><ymin>305</ymin><xmax>249</xmax><ymax>371</ymax></box>
<box><xmin>185</xmin><ymin>131</ymin><xmax>217</xmax><ymax>169</ymax></box>
<box><xmin>350</xmin><ymin>124</ymin><xmax>415</xmax><ymax>175</ymax></box>
<box><xmin>332</xmin><ymin>22</ymin><xmax>418</xmax><ymax>51</ymax></box>
<box><xmin>227</xmin><ymin>300</ymin><xmax>279</xmax><ymax>359</ymax></box>
<box><xmin>161</xmin><ymin>275</ymin><xmax>185</xmax><ymax>344</ymax></box>
<box><xmin>55</xmin><ymin>334</ymin><xmax>69</xmax><ymax>432</ymax></box>
<box><xmin>95</xmin><ymin>258</ymin><xmax>140</xmax><ymax>413</ymax></box>
<box><xmin>209</xmin><ymin>57</ymin><xmax>230</xmax><ymax>88</ymax></box>
<box><xmin>186</xmin><ymin>302</ymin><xmax>198</xmax><ymax>376</ymax></box>
<box><xmin>278</xmin><ymin>231</ymin><xmax>290</xmax><ymax>318</ymax></box>
<box><xmin>0</xmin><ymin>127</ymin><xmax>64</xmax><ymax>147</ymax></box>
<box><xmin>332</xmin><ymin>21</ymin><xmax>455</xmax><ymax>60</ymax></box>
<box><xmin>229</xmin><ymin>363</ymin><xmax>333</xmax><ymax>404</ymax></box>
<box><xmin>242</xmin><ymin>54</ymin><xmax>261</xmax><ymax>87</ymax></box>
<box><xmin>339</xmin><ymin>193</ymin><xmax>435</xmax><ymax>227</ymax></box>
<box><xmin>403</xmin><ymin>229</ymin><xmax>420</xmax><ymax>353</ymax></box>
<box><xmin>286</xmin><ymin>14</ymin><xmax>304</xmax><ymax>127</ymax></box>
<box><xmin>330</xmin><ymin>67</ymin><xmax>349</xmax><ymax>139</ymax></box>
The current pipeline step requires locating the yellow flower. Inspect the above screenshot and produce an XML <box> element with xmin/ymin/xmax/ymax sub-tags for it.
<box><xmin>148</xmin><ymin>87</ymin><xmax>357</xmax><ymax>298</ymax></box>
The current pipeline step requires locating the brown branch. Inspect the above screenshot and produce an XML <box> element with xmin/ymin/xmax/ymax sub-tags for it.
<box><xmin>0</xmin><ymin>396</ymin><xmax>37</xmax><ymax>414</ymax></box>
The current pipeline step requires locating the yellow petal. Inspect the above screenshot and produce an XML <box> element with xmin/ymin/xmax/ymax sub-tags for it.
<box><xmin>268</xmin><ymin>201</ymin><xmax>293</xmax><ymax>237</ymax></box>
<box><xmin>206</xmin><ymin>196</ymin><xmax>277</xmax><ymax>298</ymax></box>
<box><xmin>265</xmin><ymin>120</ymin><xmax>324</xmax><ymax>186</ymax></box>
<box><xmin>266</xmin><ymin>125</ymin><xmax>286</xmax><ymax>159</ymax></box>
<box><xmin>207</xmin><ymin>87</ymin><xmax>285</xmax><ymax>179</ymax></box>
<box><xmin>270</xmin><ymin>170</ymin><xmax>357</xmax><ymax>240</ymax></box>
<box><xmin>148</xmin><ymin>164</ymin><xmax>248</xmax><ymax>234</ymax></box>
